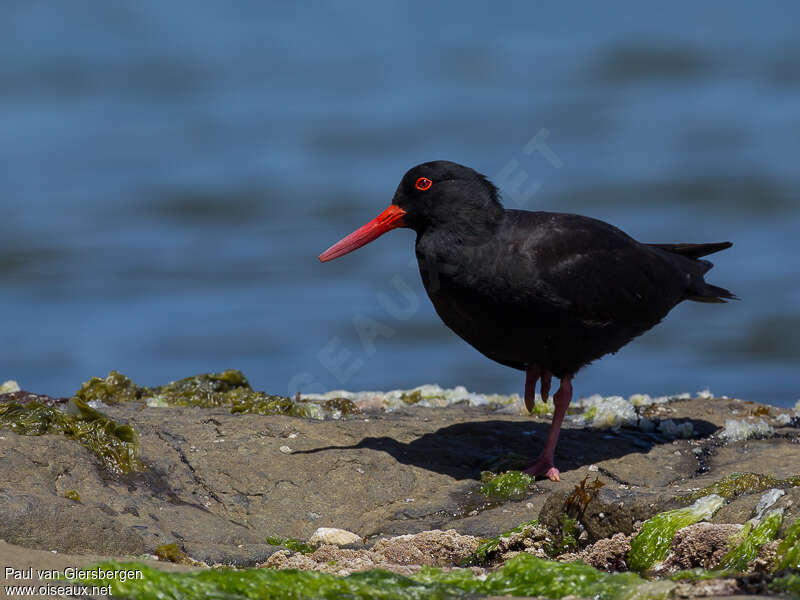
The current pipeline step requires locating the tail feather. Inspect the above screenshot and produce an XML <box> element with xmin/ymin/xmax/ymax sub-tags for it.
<box><xmin>650</xmin><ymin>241</ymin><xmax>737</xmax><ymax>303</ymax></box>
<box><xmin>649</xmin><ymin>241</ymin><xmax>733</xmax><ymax>259</ymax></box>
<box><xmin>690</xmin><ymin>283</ymin><xmax>738</xmax><ymax>303</ymax></box>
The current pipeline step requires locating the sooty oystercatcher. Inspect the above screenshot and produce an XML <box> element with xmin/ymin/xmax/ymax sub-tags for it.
<box><xmin>319</xmin><ymin>161</ymin><xmax>735</xmax><ymax>481</ymax></box>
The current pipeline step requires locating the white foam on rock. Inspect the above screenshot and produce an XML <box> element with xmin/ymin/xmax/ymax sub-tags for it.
<box><xmin>569</xmin><ymin>394</ymin><xmax>637</xmax><ymax>430</ymax></box>
<box><xmin>719</xmin><ymin>418</ymin><xmax>774</xmax><ymax>442</ymax></box>
<box><xmin>0</xmin><ymin>380</ymin><xmax>21</xmax><ymax>394</ymax></box>
<box><xmin>657</xmin><ymin>419</ymin><xmax>695</xmax><ymax>439</ymax></box>
<box><xmin>296</xmin><ymin>386</ymin><xmax>729</xmax><ymax>435</ymax></box>
<box><xmin>753</xmin><ymin>489</ymin><xmax>785</xmax><ymax>522</ymax></box>
<box><xmin>302</xmin><ymin>385</ymin><xmax>519</xmax><ymax>412</ymax></box>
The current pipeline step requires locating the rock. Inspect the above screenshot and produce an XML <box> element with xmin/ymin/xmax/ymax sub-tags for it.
<box><xmin>592</xmin><ymin>439</ymin><xmax>698</xmax><ymax>487</ymax></box>
<box><xmin>661</xmin><ymin>522</ymin><xmax>743</xmax><ymax>572</ymax></box>
<box><xmin>372</xmin><ymin>529</ymin><xmax>480</xmax><ymax>566</ymax></box>
<box><xmin>713</xmin><ymin>494</ymin><xmax>768</xmax><ymax>525</ymax></box>
<box><xmin>180</xmin><ymin>542</ymin><xmax>282</xmax><ymax>567</ymax></box>
<box><xmin>706</xmin><ymin>438</ymin><xmax>800</xmax><ymax>480</ymax></box>
<box><xmin>3</xmin><ymin>379</ymin><xmax>800</xmax><ymax>574</ymax></box>
<box><xmin>775</xmin><ymin>487</ymin><xmax>800</xmax><ymax>538</ymax></box>
<box><xmin>0</xmin><ymin>492</ymin><xmax>147</xmax><ymax>556</ymax></box>
<box><xmin>672</xmin><ymin>578</ymin><xmax>740</xmax><ymax>598</ymax></box>
<box><xmin>309</xmin><ymin>527</ymin><xmax>362</xmax><ymax>546</ymax></box>
<box><xmin>577</xmin><ymin>532</ymin><xmax>631</xmax><ymax>572</ymax></box>
<box><xmin>493</xmin><ymin>523</ymin><xmax>552</xmax><ymax>562</ymax></box>
<box><xmin>0</xmin><ymin>538</ymin><xmax>196</xmax><ymax>592</ymax></box>
<box><xmin>262</xmin><ymin>529</ymin><xmax>481</xmax><ymax>576</ymax></box>
<box><xmin>264</xmin><ymin>546</ymin><xmax>415</xmax><ymax>576</ymax></box>
<box><xmin>539</xmin><ymin>485</ymin><xmax>667</xmax><ymax>543</ymax></box>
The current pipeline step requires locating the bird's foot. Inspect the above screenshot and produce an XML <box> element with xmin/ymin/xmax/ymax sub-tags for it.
<box><xmin>523</xmin><ymin>457</ymin><xmax>560</xmax><ymax>482</ymax></box>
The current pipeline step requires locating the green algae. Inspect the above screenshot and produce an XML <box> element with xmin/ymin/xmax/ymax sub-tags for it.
<box><xmin>229</xmin><ymin>393</ymin><xmax>322</xmax><ymax>418</ymax></box>
<box><xmin>473</xmin><ymin>555</ymin><xmax>672</xmax><ymax>600</ymax></box>
<box><xmin>229</xmin><ymin>394</ymin><xmax>359</xmax><ymax>419</ymax></box>
<box><xmin>628</xmin><ymin>494</ymin><xmax>725</xmax><ymax>572</ymax></box>
<box><xmin>71</xmin><ymin>553</ymin><xmax>675</xmax><ymax>600</ymax></box>
<box><xmin>528</xmin><ymin>396</ymin><xmax>555</xmax><ymax>417</ymax></box>
<box><xmin>320</xmin><ymin>397</ymin><xmax>361</xmax><ymax>416</ymax></box>
<box><xmin>154</xmin><ymin>544</ymin><xmax>194</xmax><ymax>565</ymax></box>
<box><xmin>401</xmin><ymin>390</ymin><xmax>425</xmax><ymax>404</ymax></box>
<box><xmin>151</xmin><ymin>370</ymin><xmax>256</xmax><ymax>408</ymax></box>
<box><xmin>72</xmin><ymin>561</ymin><xmax>461</xmax><ymax>600</ymax></box>
<box><xmin>460</xmin><ymin>520</ymin><xmax>539</xmax><ymax>567</ymax></box>
<box><xmin>0</xmin><ymin>398</ymin><xmax>142</xmax><ymax>474</ymax></box>
<box><xmin>266</xmin><ymin>536</ymin><xmax>317</xmax><ymax>554</ymax></box>
<box><xmin>719</xmin><ymin>509</ymin><xmax>783</xmax><ymax>572</ymax></box>
<box><xmin>771</xmin><ymin>573</ymin><xmax>800</xmax><ymax>597</ymax></box>
<box><xmin>401</xmin><ymin>390</ymin><xmax>446</xmax><ymax>405</ymax></box>
<box><xmin>164</xmin><ymin>370</ymin><xmax>250</xmax><ymax>393</ymax></box>
<box><xmin>479</xmin><ymin>470</ymin><xmax>534</xmax><ymax>500</ymax></box>
<box><xmin>75</xmin><ymin>371</ymin><xmax>144</xmax><ymax>405</ymax></box>
<box><xmin>64</xmin><ymin>489</ymin><xmax>81</xmax><ymax>503</ymax></box>
<box><xmin>679</xmin><ymin>472</ymin><xmax>800</xmax><ymax>504</ymax></box>
<box><xmin>555</xmin><ymin>515</ymin><xmax>579</xmax><ymax>555</ymax></box>
<box><xmin>775</xmin><ymin>517</ymin><xmax>800</xmax><ymax>571</ymax></box>
<box><xmin>133</xmin><ymin>369</ymin><xmax>355</xmax><ymax>419</ymax></box>
<box><xmin>72</xmin><ymin>369</ymin><xmax>357</xmax><ymax>420</ymax></box>
<box><xmin>669</xmin><ymin>568</ymin><xmax>729</xmax><ymax>581</ymax></box>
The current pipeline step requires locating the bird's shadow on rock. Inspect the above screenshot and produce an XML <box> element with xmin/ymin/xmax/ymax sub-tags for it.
<box><xmin>294</xmin><ymin>416</ymin><xmax>718</xmax><ymax>481</ymax></box>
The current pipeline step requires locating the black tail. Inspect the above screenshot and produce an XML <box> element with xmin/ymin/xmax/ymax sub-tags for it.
<box><xmin>650</xmin><ymin>241</ymin><xmax>737</xmax><ymax>303</ymax></box>
<box><xmin>691</xmin><ymin>283</ymin><xmax>738</xmax><ymax>303</ymax></box>
<box><xmin>648</xmin><ymin>241</ymin><xmax>732</xmax><ymax>259</ymax></box>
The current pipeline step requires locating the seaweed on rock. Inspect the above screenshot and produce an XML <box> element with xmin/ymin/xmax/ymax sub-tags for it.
<box><xmin>679</xmin><ymin>472</ymin><xmax>800</xmax><ymax>504</ymax></box>
<box><xmin>718</xmin><ymin>509</ymin><xmax>783</xmax><ymax>572</ymax></box>
<box><xmin>628</xmin><ymin>495</ymin><xmax>725</xmax><ymax>572</ymax></box>
<box><xmin>0</xmin><ymin>398</ymin><xmax>142</xmax><ymax>474</ymax></box>
<box><xmin>71</xmin><ymin>554</ymin><xmax>675</xmax><ymax>600</ymax></box>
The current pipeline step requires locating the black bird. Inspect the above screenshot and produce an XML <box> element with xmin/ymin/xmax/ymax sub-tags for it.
<box><xmin>319</xmin><ymin>161</ymin><xmax>735</xmax><ymax>481</ymax></box>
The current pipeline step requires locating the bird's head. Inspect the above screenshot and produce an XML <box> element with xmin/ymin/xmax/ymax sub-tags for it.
<box><xmin>319</xmin><ymin>161</ymin><xmax>503</xmax><ymax>262</ymax></box>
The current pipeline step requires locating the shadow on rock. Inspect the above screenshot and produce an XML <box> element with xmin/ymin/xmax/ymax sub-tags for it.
<box><xmin>293</xmin><ymin>416</ymin><xmax>717</xmax><ymax>481</ymax></box>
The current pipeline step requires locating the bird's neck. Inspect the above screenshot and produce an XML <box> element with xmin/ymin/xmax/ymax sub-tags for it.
<box><xmin>418</xmin><ymin>203</ymin><xmax>505</xmax><ymax>244</ymax></box>
<box><xmin>414</xmin><ymin>208</ymin><xmax>506</xmax><ymax>292</ymax></box>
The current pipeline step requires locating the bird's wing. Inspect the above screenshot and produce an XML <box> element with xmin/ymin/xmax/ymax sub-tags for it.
<box><xmin>486</xmin><ymin>211</ymin><xmax>689</xmax><ymax>325</ymax></box>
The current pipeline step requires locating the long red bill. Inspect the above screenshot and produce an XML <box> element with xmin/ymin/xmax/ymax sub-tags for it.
<box><xmin>318</xmin><ymin>204</ymin><xmax>407</xmax><ymax>262</ymax></box>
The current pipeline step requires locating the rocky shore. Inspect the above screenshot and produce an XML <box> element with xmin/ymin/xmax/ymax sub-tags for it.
<box><xmin>1</xmin><ymin>372</ymin><xmax>799</xmax><ymax>599</ymax></box>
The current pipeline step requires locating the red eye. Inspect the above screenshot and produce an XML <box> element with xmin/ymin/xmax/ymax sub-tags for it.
<box><xmin>415</xmin><ymin>177</ymin><xmax>433</xmax><ymax>191</ymax></box>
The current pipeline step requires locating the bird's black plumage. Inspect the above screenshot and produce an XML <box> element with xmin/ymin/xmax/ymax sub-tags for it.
<box><xmin>394</xmin><ymin>161</ymin><xmax>734</xmax><ymax>378</ymax></box>
<box><xmin>319</xmin><ymin>160</ymin><xmax>735</xmax><ymax>480</ymax></box>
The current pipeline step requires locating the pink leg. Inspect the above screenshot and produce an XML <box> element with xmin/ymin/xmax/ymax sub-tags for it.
<box><xmin>524</xmin><ymin>366</ymin><xmax>540</xmax><ymax>412</ymax></box>
<box><xmin>540</xmin><ymin>371</ymin><xmax>552</xmax><ymax>402</ymax></box>
<box><xmin>524</xmin><ymin>377</ymin><xmax>572</xmax><ymax>481</ymax></box>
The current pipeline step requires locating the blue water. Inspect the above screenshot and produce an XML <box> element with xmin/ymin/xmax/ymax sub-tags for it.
<box><xmin>1</xmin><ymin>2</ymin><xmax>799</xmax><ymax>406</ymax></box>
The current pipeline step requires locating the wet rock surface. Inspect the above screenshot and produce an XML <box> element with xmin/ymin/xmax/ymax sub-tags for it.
<box><xmin>2</xmin><ymin>376</ymin><xmax>800</xmax><ymax>597</ymax></box>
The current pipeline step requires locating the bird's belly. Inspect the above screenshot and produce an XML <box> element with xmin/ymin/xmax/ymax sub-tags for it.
<box><xmin>426</xmin><ymin>288</ymin><xmax>548</xmax><ymax>370</ymax></box>
<box><xmin>426</xmin><ymin>287</ymin><xmax>651</xmax><ymax>377</ymax></box>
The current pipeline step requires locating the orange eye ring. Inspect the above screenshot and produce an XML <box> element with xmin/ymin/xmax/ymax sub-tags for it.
<box><xmin>415</xmin><ymin>177</ymin><xmax>433</xmax><ymax>191</ymax></box>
